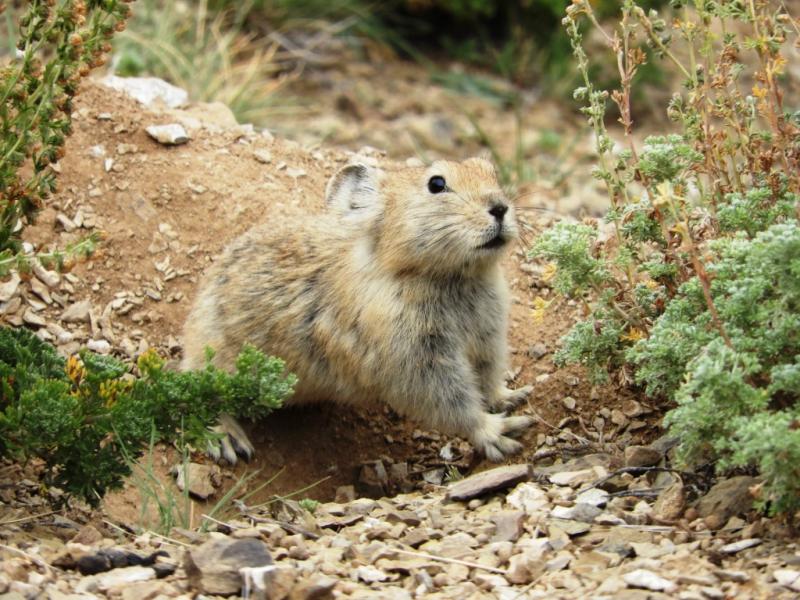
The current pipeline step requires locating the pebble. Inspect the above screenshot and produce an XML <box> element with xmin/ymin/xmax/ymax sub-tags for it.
<box><xmin>623</xmin><ymin>568</ymin><xmax>677</xmax><ymax>593</ymax></box>
<box><xmin>446</xmin><ymin>464</ymin><xmax>533</xmax><ymax>502</ymax></box>
<box><xmin>720</xmin><ymin>538</ymin><xmax>762</xmax><ymax>554</ymax></box>
<box><xmin>146</xmin><ymin>124</ymin><xmax>190</xmax><ymax>145</ymax></box>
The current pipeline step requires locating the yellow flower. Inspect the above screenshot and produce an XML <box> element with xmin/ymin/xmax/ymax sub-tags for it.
<box><xmin>644</xmin><ymin>279</ymin><xmax>660</xmax><ymax>291</ymax></box>
<box><xmin>770</xmin><ymin>55</ymin><xmax>787</xmax><ymax>76</ymax></box>
<box><xmin>752</xmin><ymin>85</ymin><xmax>768</xmax><ymax>100</ymax></box>
<box><xmin>532</xmin><ymin>296</ymin><xmax>551</xmax><ymax>323</ymax></box>
<box><xmin>620</xmin><ymin>327</ymin><xmax>646</xmax><ymax>342</ymax></box>
<box><xmin>653</xmin><ymin>182</ymin><xmax>673</xmax><ymax>208</ymax></box>
<box><xmin>542</xmin><ymin>262</ymin><xmax>558</xmax><ymax>283</ymax></box>
<box><xmin>66</xmin><ymin>354</ymin><xmax>86</xmax><ymax>386</ymax></box>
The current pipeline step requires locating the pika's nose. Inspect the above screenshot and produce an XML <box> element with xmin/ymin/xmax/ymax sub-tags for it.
<box><xmin>488</xmin><ymin>203</ymin><xmax>508</xmax><ymax>222</ymax></box>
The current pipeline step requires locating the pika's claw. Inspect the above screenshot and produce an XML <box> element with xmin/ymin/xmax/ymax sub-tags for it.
<box><xmin>472</xmin><ymin>412</ymin><xmax>534</xmax><ymax>462</ymax></box>
<box><xmin>208</xmin><ymin>414</ymin><xmax>255</xmax><ymax>465</ymax></box>
<box><xmin>489</xmin><ymin>384</ymin><xmax>533</xmax><ymax>412</ymax></box>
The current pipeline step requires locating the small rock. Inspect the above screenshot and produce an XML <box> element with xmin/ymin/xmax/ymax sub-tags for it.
<box><xmin>253</xmin><ymin>149</ymin><xmax>272</xmax><ymax>164</ymax></box>
<box><xmin>86</xmin><ymin>339</ymin><xmax>111</xmax><ymax>354</ymax></box>
<box><xmin>526</xmin><ymin>343</ymin><xmax>547</xmax><ymax>359</ymax></box>
<box><xmin>71</xmin><ymin>525</ymin><xmax>104</xmax><ymax>546</ymax></box>
<box><xmin>714</xmin><ymin>569</ymin><xmax>749</xmax><ymax>583</ymax></box>
<box><xmin>0</xmin><ymin>273</ymin><xmax>21</xmax><ymax>302</ymax></box>
<box><xmin>184</xmin><ymin>537</ymin><xmax>272</xmax><ymax>595</ymax></box>
<box><xmin>446</xmin><ymin>464</ymin><xmax>533</xmax><ymax>502</ymax></box>
<box><xmin>695</xmin><ymin>476</ymin><xmax>758</xmax><ymax>520</ymax></box>
<box><xmin>146</xmin><ymin>124</ymin><xmax>189</xmax><ymax>145</ymax></box>
<box><xmin>174</xmin><ymin>463</ymin><xmax>218</xmax><ymax>500</ymax></box>
<box><xmin>561</xmin><ymin>397</ymin><xmax>577</xmax><ymax>411</ymax></box>
<box><xmin>96</xmin><ymin>566</ymin><xmax>156</xmax><ymax>591</ymax></box>
<box><xmin>548</xmin><ymin>518</ymin><xmax>591</xmax><ymax>537</ymax></box>
<box><xmin>549</xmin><ymin>468</ymin><xmax>595</xmax><ymax>487</ymax></box>
<box><xmin>55</xmin><ymin>213</ymin><xmax>77</xmax><ymax>232</ymax></box>
<box><xmin>355</xmin><ymin>565</ymin><xmax>389</xmax><ymax>583</ymax></box>
<box><xmin>32</xmin><ymin>262</ymin><xmax>60</xmax><ymax>288</ymax></box>
<box><xmin>624</xmin><ymin>445</ymin><xmax>662</xmax><ymax>467</ymax></box>
<box><xmin>575</xmin><ymin>487</ymin><xmax>609</xmax><ymax>508</ymax></box>
<box><xmin>101</xmin><ymin>75</ymin><xmax>188</xmax><ymax>108</ymax></box>
<box><xmin>291</xmin><ymin>574</ymin><xmax>337</xmax><ymax>600</ymax></box>
<box><xmin>623</xmin><ymin>569</ymin><xmax>676</xmax><ymax>593</ymax></box>
<box><xmin>334</xmin><ymin>485</ymin><xmax>356</xmax><ymax>503</ymax></box>
<box><xmin>550</xmin><ymin>503</ymin><xmax>601</xmax><ymax>523</ymax></box>
<box><xmin>61</xmin><ymin>299</ymin><xmax>92</xmax><ymax>323</ymax></box>
<box><xmin>653</xmin><ymin>481</ymin><xmax>685</xmax><ymax>521</ymax></box>
<box><xmin>507</xmin><ymin>482</ymin><xmax>550</xmax><ymax>514</ymax></box>
<box><xmin>545</xmin><ymin>551</ymin><xmax>572</xmax><ymax>572</ymax></box>
<box><xmin>720</xmin><ymin>538</ymin><xmax>762</xmax><ymax>554</ymax></box>
<box><xmin>358</xmin><ymin>461</ymin><xmax>388</xmax><ymax>498</ymax></box>
<box><xmin>490</xmin><ymin>511</ymin><xmax>525</xmax><ymax>542</ymax></box>
<box><xmin>774</xmin><ymin>569</ymin><xmax>800</xmax><ymax>591</ymax></box>
<box><xmin>22</xmin><ymin>309</ymin><xmax>47</xmax><ymax>327</ymax></box>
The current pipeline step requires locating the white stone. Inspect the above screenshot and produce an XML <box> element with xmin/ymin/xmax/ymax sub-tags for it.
<box><xmin>623</xmin><ymin>569</ymin><xmax>676</xmax><ymax>593</ymax></box>
<box><xmin>101</xmin><ymin>75</ymin><xmax>188</xmax><ymax>107</ymax></box>
<box><xmin>146</xmin><ymin>124</ymin><xmax>189</xmax><ymax>146</ymax></box>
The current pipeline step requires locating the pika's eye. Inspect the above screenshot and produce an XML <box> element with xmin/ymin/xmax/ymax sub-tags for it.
<box><xmin>428</xmin><ymin>176</ymin><xmax>446</xmax><ymax>194</ymax></box>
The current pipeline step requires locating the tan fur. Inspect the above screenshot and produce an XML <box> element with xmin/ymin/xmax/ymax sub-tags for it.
<box><xmin>182</xmin><ymin>157</ymin><xmax>533</xmax><ymax>461</ymax></box>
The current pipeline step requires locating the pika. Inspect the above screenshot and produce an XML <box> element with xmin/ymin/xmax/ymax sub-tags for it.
<box><xmin>182</xmin><ymin>157</ymin><xmax>533</xmax><ymax>463</ymax></box>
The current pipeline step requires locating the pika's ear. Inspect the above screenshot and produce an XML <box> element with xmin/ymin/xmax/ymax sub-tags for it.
<box><xmin>325</xmin><ymin>164</ymin><xmax>381</xmax><ymax>213</ymax></box>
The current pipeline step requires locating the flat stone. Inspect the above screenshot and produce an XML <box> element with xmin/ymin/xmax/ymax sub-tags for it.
<box><xmin>184</xmin><ymin>537</ymin><xmax>272</xmax><ymax>595</ymax></box>
<box><xmin>174</xmin><ymin>462</ymin><xmax>218</xmax><ymax>500</ymax></box>
<box><xmin>490</xmin><ymin>511</ymin><xmax>525</xmax><ymax>542</ymax></box>
<box><xmin>547</xmin><ymin>518</ymin><xmax>591</xmax><ymax>537</ymax></box>
<box><xmin>774</xmin><ymin>569</ymin><xmax>800</xmax><ymax>591</ymax></box>
<box><xmin>719</xmin><ymin>538</ymin><xmax>761</xmax><ymax>554</ymax></box>
<box><xmin>446</xmin><ymin>464</ymin><xmax>533</xmax><ymax>502</ymax></box>
<box><xmin>624</xmin><ymin>445</ymin><xmax>663</xmax><ymax>467</ymax></box>
<box><xmin>146</xmin><ymin>124</ymin><xmax>189</xmax><ymax>145</ymax></box>
<box><xmin>653</xmin><ymin>481</ymin><xmax>685</xmax><ymax>521</ymax></box>
<box><xmin>714</xmin><ymin>569</ymin><xmax>749</xmax><ymax>583</ymax></box>
<box><xmin>99</xmin><ymin>566</ymin><xmax>157</xmax><ymax>589</ymax></box>
<box><xmin>101</xmin><ymin>75</ymin><xmax>188</xmax><ymax>108</ymax></box>
<box><xmin>0</xmin><ymin>273</ymin><xmax>20</xmax><ymax>302</ymax></box>
<box><xmin>550</xmin><ymin>503</ymin><xmax>601</xmax><ymax>523</ymax></box>
<box><xmin>549</xmin><ymin>468</ymin><xmax>596</xmax><ymax>487</ymax></box>
<box><xmin>61</xmin><ymin>299</ymin><xmax>92</xmax><ymax>323</ymax></box>
<box><xmin>575</xmin><ymin>487</ymin><xmax>609</xmax><ymax>507</ymax></box>
<box><xmin>623</xmin><ymin>569</ymin><xmax>676</xmax><ymax>593</ymax></box>
<box><xmin>506</xmin><ymin>482</ymin><xmax>550</xmax><ymax>514</ymax></box>
<box><xmin>695</xmin><ymin>476</ymin><xmax>758</xmax><ymax>520</ymax></box>
<box><xmin>291</xmin><ymin>574</ymin><xmax>337</xmax><ymax>600</ymax></box>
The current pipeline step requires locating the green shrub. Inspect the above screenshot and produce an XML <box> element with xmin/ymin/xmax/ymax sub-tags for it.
<box><xmin>0</xmin><ymin>0</ymin><xmax>133</xmax><ymax>274</ymax></box>
<box><xmin>531</xmin><ymin>0</ymin><xmax>799</xmax><ymax>513</ymax></box>
<box><xmin>0</xmin><ymin>327</ymin><xmax>295</xmax><ymax>501</ymax></box>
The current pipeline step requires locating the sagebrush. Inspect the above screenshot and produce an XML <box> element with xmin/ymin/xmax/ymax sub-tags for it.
<box><xmin>532</xmin><ymin>0</ymin><xmax>799</xmax><ymax>513</ymax></box>
<box><xmin>0</xmin><ymin>327</ymin><xmax>295</xmax><ymax>501</ymax></box>
<box><xmin>0</xmin><ymin>0</ymin><xmax>134</xmax><ymax>274</ymax></box>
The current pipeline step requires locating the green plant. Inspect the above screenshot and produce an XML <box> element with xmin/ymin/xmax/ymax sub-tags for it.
<box><xmin>531</xmin><ymin>0</ymin><xmax>799</xmax><ymax>513</ymax></box>
<box><xmin>0</xmin><ymin>326</ymin><xmax>295</xmax><ymax>501</ymax></box>
<box><xmin>113</xmin><ymin>0</ymin><xmax>292</xmax><ymax>125</ymax></box>
<box><xmin>0</xmin><ymin>0</ymin><xmax>132</xmax><ymax>274</ymax></box>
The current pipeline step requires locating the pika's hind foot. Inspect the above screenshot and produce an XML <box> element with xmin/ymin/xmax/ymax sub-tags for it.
<box><xmin>471</xmin><ymin>413</ymin><xmax>534</xmax><ymax>462</ymax></box>
<box><xmin>489</xmin><ymin>384</ymin><xmax>533</xmax><ymax>412</ymax></box>
<box><xmin>207</xmin><ymin>414</ymin><xmax>255</xmax><ymax>465</ymax></box>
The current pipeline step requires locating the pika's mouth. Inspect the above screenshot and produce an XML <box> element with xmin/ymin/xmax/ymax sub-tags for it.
<box><xmin>478</xmin><ymin>235</ymin><xmax>507</xmax><ymax>250</ymax></box>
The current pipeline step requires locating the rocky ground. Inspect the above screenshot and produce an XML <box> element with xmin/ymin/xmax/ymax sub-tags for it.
<box><xmin>2</xmin><ymin>455</ymin><xmax>799</xmax><ymax>599</ymax></box>
<box><xmin>0</xmin><ymin>66</ymin><xmax>798</xmax><ymax>598</ymax></box>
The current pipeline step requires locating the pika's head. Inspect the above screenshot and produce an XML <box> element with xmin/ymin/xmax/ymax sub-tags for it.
<box><xmin>326</xmin><ymin>157</ymin><xmax>517</xmax><ymax>275</ymax></box>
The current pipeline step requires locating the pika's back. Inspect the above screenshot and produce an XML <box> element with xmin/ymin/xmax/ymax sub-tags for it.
<box><xmin>182</xmin><ymin>157</ymin><xmax>518</xmax><ymax>392</ymax></box>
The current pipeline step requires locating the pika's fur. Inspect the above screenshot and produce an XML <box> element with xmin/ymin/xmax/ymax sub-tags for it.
<box><xmin>182</xmin><ymin>157</ymin><xmax>533</xmax><ymax>462</ymax></box>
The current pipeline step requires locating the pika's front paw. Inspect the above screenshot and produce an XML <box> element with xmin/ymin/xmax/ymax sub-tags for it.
<box><xmin>471</xmin><ymin>413</ymin><xmax>534</xmax><ymax>462</ymax></box>
<box><xmin>489</xmin><ymin>384</ymin><xmax>533</xmax><ymax>412</ymax></box>
<box><xmin>207</xmin><ymin>414</ymin><xmax>255</xmax><ymax>465</ymax></box>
